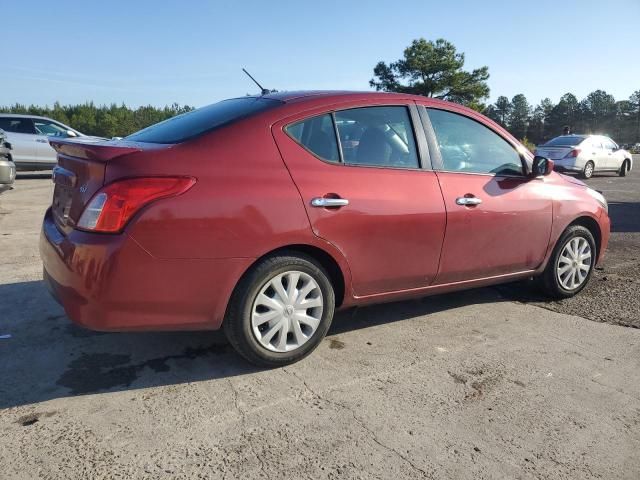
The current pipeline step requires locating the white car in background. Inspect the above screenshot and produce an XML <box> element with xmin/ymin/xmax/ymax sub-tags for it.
<box><xmin>535</xmin><ymin>134</ymin><xmax>633</xmax><ymax>179</ymax></box>
<box><xmin>0</xmin><ymin>114</ymin><xmax>84</xmax><ymax>171</ymax></box>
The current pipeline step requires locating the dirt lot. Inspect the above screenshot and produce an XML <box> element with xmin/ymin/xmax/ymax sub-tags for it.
<box><xmin>1</xmin><ymin>163</ymin><xmax>639</xmax><ymax>479</ymax></box>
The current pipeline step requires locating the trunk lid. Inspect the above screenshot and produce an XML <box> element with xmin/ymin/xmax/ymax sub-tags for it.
<box><xmin>535</xmin><ymin>146</ymin><xmax>573</xmax><ymax>160</ymax></box>
<box><xmin>48</xmin><ymin>138</ymin><xmax>158</xmax><ymax>235</ymax></box>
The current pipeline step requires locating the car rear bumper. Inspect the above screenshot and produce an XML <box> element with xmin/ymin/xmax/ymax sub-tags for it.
<box><xmin>553</xmin><ymin>164</ymin><xmax>583</xmax><ymax>173</ymax></box>
<box><xmin>0</xmin><ymin>158</ymin><xmax>16</xmax><ymax>187</ymax></box>
<box><xmin>40</xmin><ymin>209</ymin><xmax>253</xmax><ymax>331</ymax></box>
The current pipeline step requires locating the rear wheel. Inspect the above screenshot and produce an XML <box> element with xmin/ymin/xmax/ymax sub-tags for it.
<box><xmin>224</xmin><ymin>253</ymin><xmax>335</xmax><ymax>367</ymax></box>
<box><xmin>619</xmin><ymin>159</ymin><xmax>630</xmax><ymax>177</ymax></box>
<box><xmin>539</xmin><ymin>225</ymin><xmax>596</xmax><ymax>299</ymax></box>
<box><xmin>581</xmin><ymin>161</ymin><xmax>595</xmax><ymax>179</ymax></box>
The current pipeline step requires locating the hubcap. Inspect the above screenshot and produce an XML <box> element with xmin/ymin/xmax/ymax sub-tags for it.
<box><xmin>556</xmin><ymin>237</ymin><xmax>592</xmax><ymax>291</ymax></box>
<box><xmin>251</xmin><ymin>271</ymin><xmax>323</xmax><ymax>352</ymax></box>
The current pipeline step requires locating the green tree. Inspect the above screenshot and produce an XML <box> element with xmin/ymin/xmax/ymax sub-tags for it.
<box><xmin>493</xmin><ymin>96</ymin><xmax>512</xmax><ymax>127</ymax></box>
<box><xmin>528</xmin><ymin>98</ymin><xmax>554</xmax><ymax>144</ymax></box>
<box><xmin>582</xmin><ymin>90</ymin><xmax>616</xmax><ymax>133</ymax></box>
<box><xmin>0</xmin><ymin>102</ymin><xmax>194</xmax><ymax>137</ymax></box>
<box><xmin>630</xmin><ymin>90</ymin><xmax>640</xmax><ymax>141</ymax></box>
<box><xmin>547</xmin><ymin>93</ymin><xmax>579</xmax><ymax>136</ymax></box>
<box><xmin>508</xmin><ymin>94</ymin><xmax>530</xmax><ymax>140</ymax></box>
<box><xmin>370</xmin><ymin>38</ymin><xmax>490</xmax><ymax>106</ymax></box>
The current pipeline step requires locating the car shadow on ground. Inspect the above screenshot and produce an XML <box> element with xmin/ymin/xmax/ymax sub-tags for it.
<box><xmin>16</xmin><ymin>172</ymin><xmax>52</xmax><ymax>180</ymax></box>
<box><xmin>608</xmin><ymin>201</ymin><xmax>640</xmax><ymax>233</ymax></box>
<box><xmin>0</xmin><ymin>279</ymin><xmax>512</xmax><ymax>409</ymax></box>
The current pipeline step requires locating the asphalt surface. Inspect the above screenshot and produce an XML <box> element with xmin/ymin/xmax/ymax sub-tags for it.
<box><xmin>0</xmin><ymin>163</ymin><xmax>639</xmax><ymax>479</ymax></box>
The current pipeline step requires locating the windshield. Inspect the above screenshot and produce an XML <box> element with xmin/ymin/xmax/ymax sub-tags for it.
<box><xmin>126</xmin><ymin>97</ymin><xmax>282</xmax><ymax>144</ymax></box>
<box><xmin>543</xmin><ymin>136</ymin><xmax>586</xmax><ymax>147</ymax></box>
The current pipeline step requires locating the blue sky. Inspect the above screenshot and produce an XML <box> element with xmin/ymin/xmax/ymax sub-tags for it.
<box><xmin>2</xmin><ymin>0</ymin><xmax>639</xmax><ymax>108</ymax></box>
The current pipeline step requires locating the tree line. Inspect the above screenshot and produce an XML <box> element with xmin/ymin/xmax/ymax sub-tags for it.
<box><xmin>371</xmin><ymin>38</ymin><xmax>640</xmax><ymax>146</ymax></box>
<box><xmin>0</xmin><ymin>102</ymin><xmax>194</xmax><ymax>138</ymax></box>
<box><xmin>2</xmin><ymin>38</ymin><xmax>639</xmax><ymax>147</ymax></box>
<box><xmin>484</xmin><ymin>90</ymin><xmax>640</xmax><ymax>147</ymax></box>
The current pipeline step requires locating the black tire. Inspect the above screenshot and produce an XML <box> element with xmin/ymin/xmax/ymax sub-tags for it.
<box><xmin>539</xmin><ymin>225</ymin><xmax>596</xmax><ymax>299</ymax></box>
<box><xmin>581</xmin><ymin>161</ymin><xmax>595</xmax><ymax>179</ymax></box>
<box><xmin>619</xmin><ymin>159</ymin><xmax>630</xmax><ymax>177</ymax></box>
<box><xmin>224</xmin><ymin>252</ymin><xmax>335</xmax><ymax>367</ymax></box>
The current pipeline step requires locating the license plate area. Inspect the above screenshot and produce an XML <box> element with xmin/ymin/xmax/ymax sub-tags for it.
<box><xmin>52</xmin><ymin>184</ymin><xmax>73</xmax><ymax>228</ymax></box>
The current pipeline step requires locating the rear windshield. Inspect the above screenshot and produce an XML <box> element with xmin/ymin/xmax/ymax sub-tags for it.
<box><xmin>543</xmin><ymin>136</ymin><xmax>586</xmax><ymax>147</ymax></box>
<box><xmin>126</xmin><ymin>97</ymin><xmax>282</xmax><ymax>144</ymax></box>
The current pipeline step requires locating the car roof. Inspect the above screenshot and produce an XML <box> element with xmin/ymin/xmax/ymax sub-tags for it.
<box><xmin>247</xmin><ymin>90</ymin><xmax>449</xmax><ymax>106</ymax></box>
<box><xmin>0</xmin><ymin>113</ymin><xmax>61</xmax><ymax>122</ymax></box>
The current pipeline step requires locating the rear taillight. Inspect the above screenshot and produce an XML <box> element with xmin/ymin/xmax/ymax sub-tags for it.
<box><xmin>564</xmin><ymin>148</ymin><xmax>581</xmax><ymax>158</ymax></box>
<box><xmin>77</xmin><ymin>177</ymin><xmax>196</xmax><ymax>233</ymax></box>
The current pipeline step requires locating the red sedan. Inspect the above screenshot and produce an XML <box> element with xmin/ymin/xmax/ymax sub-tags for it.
<box><xmin>40</xmin><ymin>91</ymin><xmax>610</xmax><ymax>366</ymax></box>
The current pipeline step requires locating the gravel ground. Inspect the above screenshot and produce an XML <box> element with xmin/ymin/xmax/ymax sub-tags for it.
<box><xmin>0</xmin><ymin>164</ymin><xmax>639</xmax><ymax>479</ymax></box>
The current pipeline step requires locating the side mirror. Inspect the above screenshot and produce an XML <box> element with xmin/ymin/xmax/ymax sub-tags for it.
<box><xmin>66</xmin><ymin>130</ymin><xmax>78</xmax><ymax>138</ymax></box>
<box><xmin>532</xmin><ymin>155</ymin><xmax>554</xmax><ymax>177</ymax></box>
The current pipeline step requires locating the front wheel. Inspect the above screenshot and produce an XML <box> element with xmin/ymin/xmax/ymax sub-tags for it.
<box><xmin>619</xmin><ymin>159</ymin><xmax>630</xmax><ymax>177</ymax></box>
<box><xmin>224</xmin><ymin>253</ymin><xmax>335</xmax><ymax>367</ymax></box>
<box><xmin>539</xmin><ymin>225</ymin><xmax>596</xmax><ymax>299</ymax></box>
<box><xmin>581</xmin><ymin>161</ymin><xmax>595</xmax><ymax>179</ymax></box>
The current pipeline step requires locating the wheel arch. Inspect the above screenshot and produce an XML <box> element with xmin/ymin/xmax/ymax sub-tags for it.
<box><xmin>568</xmin><ymin>215</ymin><xmax>602</xmax><ymax>259</ymax></box>
<box><xmin>230</xmin><ymin>243</ymin><xmax>349</xmax><ymax>310</ymax></box>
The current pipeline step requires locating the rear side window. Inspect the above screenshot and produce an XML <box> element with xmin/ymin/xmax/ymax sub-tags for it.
<box><xmin>427</xmin><ymin>108</ymin><xmax>523</xmax><ymax>176</ymax></box>
<box><xmin>0</xmin><ymin>117</ymin><xmax>36</xmax><ymax>134</ymax></box>
<box><xmin>336</xmin><ymin>106</ymin><xmax>419</xmax><ymax>168</ymax></box>
<box><xmin>285</xmin><ymin>106</ymin><xmax>420</xmax><ymax>169</ymax></box>
<box><xmin>285</xmin><ymin>114</ymin><xmax>339</xmax><ymax>162</ymax></box>
<box><xmin>126</xmin><ymin>97</ymin><xmax>282</xmax><ymax>144</ymax></box>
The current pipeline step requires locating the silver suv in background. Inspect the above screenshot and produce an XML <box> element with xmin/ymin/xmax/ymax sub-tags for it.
<box><xmin>0</xmin><ymin>114</ymin><xmax>84</xmax><ymax>170</ymax></box>
<box><xmin>535</xmin><ymin>134</ymin><xmax>633</xmax><ymax>179</ymax></box>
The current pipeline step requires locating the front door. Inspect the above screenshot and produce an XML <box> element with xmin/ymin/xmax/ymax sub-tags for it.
<box><xmin>273</xmin><ymin>103</ymin><xmax>447</xmax><ymax>296</ymax></box>
<box><xmin>33</xmin><ymin>119</ymin><xmax>71</xmax><ymax>164</ymax></box>
<box><xmin>602</xmin><ymin>137</ymin><xmax>620</xmax><ymax>170</ymax></box>
<box><xmin>424</xmin><ymin>107</ymin><xmax>553</xmax><ymax>284</ymax></box>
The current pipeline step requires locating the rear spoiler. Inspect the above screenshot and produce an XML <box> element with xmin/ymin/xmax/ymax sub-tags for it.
<box><xmin>49</xmin><ymin>138</ymin><xmax>144</xmax><ymax>162</ymax></box>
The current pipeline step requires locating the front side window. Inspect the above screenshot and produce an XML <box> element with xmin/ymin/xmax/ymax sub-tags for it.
<box><xmin>603</xmin><ymin>138</ymin><xmax>617</xmax><ymax>151</ymax></box>
<box><xmin>34</xmin><ymin>120</ymin><xmax>70</xmax><ymax>137</ymax></box>
<box><xmin>335</xmin><ymin>106</ymin><xmax>419</xmax><ymax>168</ymax></box>
<box><xmin>285</xmin><ymin>114</ymin><xmax>339</xmax><ymax>162</ymax></box>
<box><xmin>427</xmin><ymin>109</ymin><xmax>523</xmax><ymax>176</ymax></box>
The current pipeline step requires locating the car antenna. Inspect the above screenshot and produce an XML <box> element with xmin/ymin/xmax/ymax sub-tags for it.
<box><xmin>242</xmin><ymin>68</ymin><xmax>271</xmax><ymax>95</ymax></box>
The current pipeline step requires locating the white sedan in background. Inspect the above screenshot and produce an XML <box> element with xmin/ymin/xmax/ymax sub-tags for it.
<box><xmin>0</xmin><ymin>114</ymin><xmax>85</xmax><ymax>171</ymax></box>
<box><xmin>535</xmin><ymin>134</ymin><xmax>633</xmax><ymax>179</ymax></box>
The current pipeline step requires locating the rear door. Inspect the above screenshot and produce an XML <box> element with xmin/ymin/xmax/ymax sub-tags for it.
<box><xmin>273</xmin><ymin>102</ymin><xmax>446</xmax><ymax>296</ymax></box>
<box><xmin>590</xmin><ymin>137</ymin><xmax>606</xmax><ymax>170</ymax></box>
<box><xmin>0</xmin><ymin>117</ymin><xmax>38</xmax><ymax>165</ymax></box>
<box><xmin>422</xmin><ymin>106</ymin><xmax>553</xmax><ymax>284</ymax></box>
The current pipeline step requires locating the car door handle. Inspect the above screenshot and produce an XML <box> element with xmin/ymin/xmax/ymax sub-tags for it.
<box><xmin>311</xmin><ymin>197</ymin><xmax>349</xmax><ymax>208</ymax></box>
<box><xmin>456</xmin><ymin>196</ymin><xmax>482</xmax><ymax>206</ymax></box>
